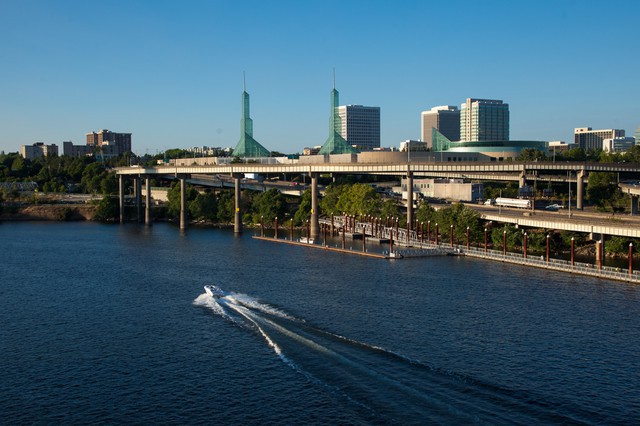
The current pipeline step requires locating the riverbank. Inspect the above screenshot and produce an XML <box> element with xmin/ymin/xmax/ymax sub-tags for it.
<box><xmin>0</xmin><ymin>204</ymin><xmax>97</xmax><ymax>221</ymax></box>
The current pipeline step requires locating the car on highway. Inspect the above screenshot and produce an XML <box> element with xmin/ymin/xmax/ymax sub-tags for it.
<box><xmin>545</xmin><ymin>203</ymin><xmax>562</xmax><ymax>211</ymax></box>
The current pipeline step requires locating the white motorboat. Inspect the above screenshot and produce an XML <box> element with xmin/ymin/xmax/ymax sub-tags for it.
<box><xmin>204</xmin><ymin>285</ymin><xmax>225</xmax><ymax>298</ymax></box>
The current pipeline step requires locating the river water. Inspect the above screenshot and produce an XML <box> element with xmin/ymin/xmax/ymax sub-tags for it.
<box><xmin>1</xmin><ymin>222</ymin><xmax>639</xmax><ymax>424</ymax></box>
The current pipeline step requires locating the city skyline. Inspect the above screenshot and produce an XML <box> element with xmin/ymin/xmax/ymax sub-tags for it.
<box><xmin>1</xmin><ymin>1</ymin><xmax>638</xmax><ymax>155</ymax></box>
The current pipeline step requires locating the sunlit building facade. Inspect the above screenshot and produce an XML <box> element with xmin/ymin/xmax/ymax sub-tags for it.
<box><xmin>421</xmin><ymin>106</ymin><xmax>460</xmax><ymax>148</ymax></box>
<box><xmin>574</xmin><ymin>127</ymin><xmax>625</xmax><ymax>151</ymax></box>
<box><xmin>460</xmin><ymin>98</ymin><xmax>509</xmax><ymax>142</ymax></box>
<box><xmin>337</xmin><ymin>105</ymin><xmax>380</xmax><ymax>150</ymax></box>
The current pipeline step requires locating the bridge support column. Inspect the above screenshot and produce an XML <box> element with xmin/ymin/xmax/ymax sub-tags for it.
<box><xmin>145</xmin><ymin>175</ymin><xmax>152</xmax><ymax>226</ymax></box>
<box><xmin>119</xmin><ymin>175</ymin><xmax>125</xmax><ymax>224</ymax></box>
<box><xmin>576</xmin><ymin>170</ymin><xmax>585</xmax><ymax>210</ymax></box>
<box><xmin>179</xmin><ymin>175</ymin><xmax>187</xmax><ymax>231</ymax></box>
<box><xmin>310</xmin><ymin>173</ymin><xmax>319</xmax><ymax>238</ymax></box>
<box><xmin>406</xmin><ymin>172</ymin><xmax>413</xmax><ymax>230</ymax></box>
<box><xmin>518</xmin><ymin>170</ymin><xmax>527</xmax><ymax>188</ymax></box>
<box><xmin>233</xmin><ymin>173</ymin><xmax>243</xmax><ymax>234</ymax></box>
<box><xmin>135</xmin><ymin>177</ymin><xmax>142</xmax><ymax>223</ymax></box>
<box><xmin>631</xmin><ymin>195</ymin><xmax>639</xmax><ymax>216</ymax></box>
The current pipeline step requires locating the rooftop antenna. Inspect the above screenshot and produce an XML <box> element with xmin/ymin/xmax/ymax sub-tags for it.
<box><xmin>332</xmin><ymin>68</ymin><xmax>335</xmax><ymax>90</ymax></box>
<box><xmin>243</xmin><ymin>71</ymin><xmax>246</xmax><ymax>92</ymax></box>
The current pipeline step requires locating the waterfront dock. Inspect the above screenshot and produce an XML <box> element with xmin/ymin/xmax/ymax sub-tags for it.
<box><xmin>253</xmin><ymin>216</ymin><xmax>640</xmax><ymax>284</ymax></box>
<box><xmin>252</xmin><ymin>236</ymin><xmax>455</xmax><ymax>259</ymax></box>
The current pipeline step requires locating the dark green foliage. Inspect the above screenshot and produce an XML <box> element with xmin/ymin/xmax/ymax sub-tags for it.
<box><xmin>251</xmin><ymin>188</ymin><xmax>286</xmax><ymax>225</ymax></box>
<box><xmin>167</xmin><ymin>182</ymin><xmax>199</xmax><ymax>219</ymax></box>
<box><xmin>216</xmin><ymin>191</ymin><xmax>235</xmax><ymax>224</ymax></box>
<box><xmin>320</xmin><ymin>183</ymin><xmax>380</xmax><ymax>216</ymax></box>
<box><xmin>189</xmin><ymin>190</ymin><xmax>218</xmax><ymax>221</ymax></box>
<box><xmin>517</xmin><ymin>148</ymin><xmax>547</xmax><ymax>162</ymax></box>
<box><xmin>483</xmin><ymin>182</ymin><xmax>519</xmax><ymax>200</ymax></box>
<box><xmin>587</xmin><ymin>172</ymin><xmax>622</xmax><ymax>212</ymax></box>
<box><xmin>416</xmin><ymin>202</ymin><xmax>482</xmax><ymax>244</ymax></box>
<box><xmin>293</xmin><ymin>189</ymin><xmax>312</xmax><ymax>225</ymax></box>
<box><xmin>93</xmin><ymin>196</ymin><xmax>119</xmax><ymax>222</ymax></box>
<box><xmin>605</xmin><ymin>237</ymin><xmax>640</xmax><ymax>255</ymax></box>
<box><xmin>379</xmin><ymin>199</ymin><xmax>401</xmax><ymax>221</ymax></box>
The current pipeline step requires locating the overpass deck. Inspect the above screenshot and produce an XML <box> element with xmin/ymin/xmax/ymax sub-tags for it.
<box><xmin>117</xmin><ymin>161</ymin><xmax>640</xmax><ymax>177</ymax></box>
<box><xmin>471</xmin><ymin>205</ymin><xmax>640</xmax><ymax>238</ymax></box>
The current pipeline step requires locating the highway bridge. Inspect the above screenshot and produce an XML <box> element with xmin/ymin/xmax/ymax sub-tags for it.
<box><xmin>619</xmin><ymin>182</ymin><xmax>640</xmax><ymax>215</ymax></box>
<box><xmin>115</xmin><ymin>160</ymin><xmax>640</xmax><ymax>236</ymax></box>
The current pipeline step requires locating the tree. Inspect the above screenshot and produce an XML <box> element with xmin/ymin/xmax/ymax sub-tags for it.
<box><xmin>415</xmin><ymin>201</ymin><xmax>436</xmax><ymax>224</ymax></box>
<box><xmin>434</xmin><ymin>203</ymin><xmax>482</xmax><ymax>243</ymax></box>
<box><xmin>167</xmin><ymin>182</ymin><xmax>199</xmax><ymax>219</ymax></box>
<box><xmin>319</xmin><ymin>184</ymin><xmax>345</xmax><ymax>216</ymax></box>
<box><xmin>81</xmin><ymin>162</ymin><xmax>107</xmax><ymax>194</ymax></box>
<box><xmin>293</xmin><ymin>189</ymin><xmax>312</xmax><ymax>225</ymax></box>
<box><xmin>624</xmin><ymin>145</ymin><xmax>640</xmax><ymax>163</ymax></box>
<box><xmin>100</xmin><ymin>173</ymin><xmax>118</xmax><ymax>195</ymax></box>
<box><xmin>252</xmin><ymin>188</ymin><xmax>286</xmax><ymax>224</ymax></box>
<box><xmin>517</xmin><ymin>148</ymin><xmax>546</xmax><ymax>162</ymax></box>
<box><xmin>189</xmin><ymin>191</ymin><xmax>217</xmax><ymax>221</ymax></box>
<box><xmin>587</xmin><ymin>172</ymin><xmax>620</xmax><ymax>211</ymax></box>
<box><xmin>93</xmin><ymin>196</ymin><xmax>119</xmax><ymax>222</ymax></box>
<box><xmin>379</xmin><ymin>199</ymin><xmax>401</xmax><ymax>221</ymax></box>
<box><xmin>335</xmin><ymin>183</ymin><xmax>380</xmax><ymax>216</ymax></box>
<box><xmin>561</xmin><ymin>147</ymin><xmax>587</xmax><ymax>162</ymax></box>
<box><xmin>217</xmin><ymin>191</ymin><xmax>235</xmax><ymax>224</ymax></box>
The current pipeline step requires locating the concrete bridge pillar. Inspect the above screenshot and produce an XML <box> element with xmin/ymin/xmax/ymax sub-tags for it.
<box><xmin>119</xmin><ymin>175</ymin><xmax>125</xmax><ymax>224</ymax></box>
<box><xmin>518</xmin><ymin>170</ymin><xmax>527</xmax><ymax>188</ymax></box>
<box><xmin>406</xmin><ymin>172</ymin><xmax>413</xmax><ymax>230</ymax></box>
<box><xmin>179</xmin><ymin>175</ymin><xmax>187</xmax><ymax>231</ymax></box>
<box><xmin>135</xmin><ymin>177</ymin><xmax>142</xmax><ymax>223</ymax></box>
<box><xmin>145</xmin><ymin>175</ymin><xmax>152</xmax><ymax>226</ymax></box>
<box><xmin>233</xmin><ymin>173</ymin><xmax>243</xmax><ymax>234</ymax></box>
<box><xmin>310</xmin><ymin>172</ymin><xmax>319</xmax><ymax>238</ymax></box>
<box><xmin>631</xmin><ymin>195</ymin><xmax>639</xmax><ymax>216</ymax></box>
<box><xmin>576</xmin><ymin>170</ymin><xmax>585</xmax><ymax>210</ymax></box>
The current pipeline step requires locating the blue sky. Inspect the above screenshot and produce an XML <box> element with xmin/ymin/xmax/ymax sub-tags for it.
<box><xmin>0</xmin><ymin>0</ymin><xmax>638</xmax><ymax>155</ymax></box>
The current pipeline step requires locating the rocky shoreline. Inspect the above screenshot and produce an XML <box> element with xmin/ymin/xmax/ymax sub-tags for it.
<box><xmin>0</xmin><ymin>204</ymin><xmax>97</xmax><ymax>221</ymax></box>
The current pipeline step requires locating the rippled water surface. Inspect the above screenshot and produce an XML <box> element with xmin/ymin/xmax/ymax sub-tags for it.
<box><xmin>1</xmin><ymin>222</ymin><xmax>639</xmax><ymax>424</ymax></box>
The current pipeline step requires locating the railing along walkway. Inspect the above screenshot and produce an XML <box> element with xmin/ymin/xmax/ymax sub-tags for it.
<box><xmin>320</xmin><ymin>216</ymin><xmax>640</xmax><ymax>284</ymax></box>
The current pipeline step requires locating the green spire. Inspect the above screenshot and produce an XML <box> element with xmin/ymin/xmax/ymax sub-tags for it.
<box><xmin>318</xmin><ymin>83</ymin><xmax>357</xmax><ymax>155</ymax></box>
<box><xmin>232</xmin><ymin>85</ymin><xmax>270</xmax><ymax>158</ymax></box>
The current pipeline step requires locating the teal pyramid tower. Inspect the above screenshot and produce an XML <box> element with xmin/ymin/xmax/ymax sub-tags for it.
<box><xmin>232</xmin><ymin>83</ymin><xmax>270</xmax><ymax>158</ymax></box>
<box><xmin>318</xmin><ymin>80</ymin><xmax>357</xmax><ymax>155</ymax></box>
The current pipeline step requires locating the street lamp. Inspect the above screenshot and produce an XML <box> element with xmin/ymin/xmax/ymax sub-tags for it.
<box><xmin>484</xmin><ymin>228</ymin><xmax>488</xmax><ymax>254</ymax></box>
<box><xmin>503</xmin><ymin>230</ymin><xmax>507</xmax><ymax>256</ymax></box>
<box><xmin>466</xmin><ymin>226</ymin><xmax>470</xmax><ymax>250</ymax></box>
<box><xmin>546</xmin><ymin>234</ymin><xmax>550</xmax><ymax>263</ymax></box>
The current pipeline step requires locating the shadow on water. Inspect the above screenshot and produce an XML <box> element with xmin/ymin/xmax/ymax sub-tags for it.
<box><xmin>195</xmin><ymin>288</ymin><xmax>602</xmax><ymax>425</ymax></box>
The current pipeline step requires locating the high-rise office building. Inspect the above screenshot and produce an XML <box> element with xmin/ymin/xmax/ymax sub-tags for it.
<box><xmin>460</xmin><ymin>98</ymin><xmax>509</xmax><ymax>142</ymax></box>
<box><xmin>421</xmin><ymin>106</ymin><xmax>460</xmax><ymax>148</ymax></box>
<box><xmin>86</xmin><ymin>129</ymin><xmax>132</xmax><ymax>154</ymax></box>
<box><xmin>336</xmin><ymin>105</ymin><xmax>380</xmax><ymax>150</ymax></box>
<box><xmin>603</xmin><ymin>137</ymin><xmax>636</xmax><ymax>153</ymax></box>
<box><xmin>574</xmin><ymin>127</ymin><xmax>625</xmax><ymax>151</ymax></box>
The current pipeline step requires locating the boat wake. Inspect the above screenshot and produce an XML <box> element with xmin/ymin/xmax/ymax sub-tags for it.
<box><xmin>194</xmin><ymin>287</ymin><xmax>599</xmax><ymax>424</ymax></box>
